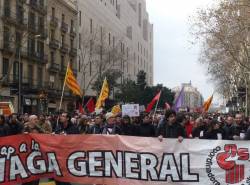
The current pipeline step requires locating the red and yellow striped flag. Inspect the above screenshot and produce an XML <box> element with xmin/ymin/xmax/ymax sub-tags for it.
<box><xmin>65</xmin><ymin>64</ymin><xmax>82</xmax><ymax>96</ymax></box>
<box><xmin>96</xmin><ymin>78</ymin><xmax>109</xmax><ymax>109</ymax></box>
<box><xmin>203</xmin><ymin>95</ymin><xmax>213</xmax><ymax>112</ymax></box>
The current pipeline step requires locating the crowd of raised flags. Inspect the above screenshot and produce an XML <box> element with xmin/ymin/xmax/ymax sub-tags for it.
<box><xmin>61</xmin><ymin>61</ymin><xmax>214</xmax><ymax>115</ymax></box>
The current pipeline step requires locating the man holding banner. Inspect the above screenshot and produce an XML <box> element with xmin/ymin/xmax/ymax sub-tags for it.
<box><xmin>156</xmin><ymin>109</ymin><xmax>186</xmax><ymax>142</ymax></box>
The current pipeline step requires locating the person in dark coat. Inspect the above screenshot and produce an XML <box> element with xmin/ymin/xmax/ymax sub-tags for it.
<box><xmin>232</xmin><ymin>113</ymin><xmax>248</xmax><ymax>140</ymax></box>
<box><xmin>55</xmin><ymin>112</ymin><xmax>79</xmax><ymax>135</ymax></box>
<box><xmin>88</xmin><ymin>115</ymin><xmax>103</xmax><ymax>134</ymax></box>
<box><xmin>156</xmin><ymin>110</ymin><xmax>186</xmax><ymax>141</ymax></box>
<box><xmin>222</xmin><ymin>115</ymin><xmax>234</xmax><ymax>140</ymax></box>
<box><xmin>138</xmin><ymin>114</ymin><xmax>155</xmax><ymax>137</ymax></box>
<box><xmin>55</xmin><ymin>112</ymin><xmax>79</xmax><ymax>185</ymax></box>
<box><xmin>203</xmin><ymin>119</ymin><xmax>225</xmax><ymax>140</ymax></box>
<box><xmin>120</xmin><ymin>115</ymin><xmax>136</xmax><ymax>136</ymax></box>
<box><xmin>0</xmin><ymin>115</ymin><xmax>10</xmax><ymax>137</ymax></box>
<box><xmin>8</xmin><ymin>114</ymin><xmax>23</xmax><ymax>135</ymax></box>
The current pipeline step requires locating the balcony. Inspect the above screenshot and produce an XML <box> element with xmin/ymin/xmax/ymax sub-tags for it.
<box><xmin>28</xmin><ymin>23</ymin><xmax>37</xmax><ymax>34</ymax></box>
<box><xmin>37</xmin><ymin>53</ymin><xmax>48</xmax><ymax>64</ymax></box>
<box><xmin>16</xmin><ymin>17</ymin><xmax>27</xmax><ymax>30</ymax></box>
<box><xmin>61</xmin><ymin>22</ymin><xmax>68</xmax><ymax>33</ymax></box>
<box><xmin>2</xmin><ymin>43</ymin><xmax>15</xmax><ymax>55</ymax></box>
<box><xmin>2</xmin><ymin>8</ymin><xmax>17</xmax><ymax>25</ymax></box>
<box><xmin>49</xmin><ymin>39</ymin><xmax>60</xmax><ymax>49</ymax></box>
<box><xmin>60</xmin><ymin>65</ymin><xmax>67</xmax><ymax>76</ymax></box>
<box><xmin>70</xmin><ymin>27</ymin><xmax>76</xmax><ymax>37</ymax></box>
<box><xmin>69</xmin><ymin>48</ymin><xmax>77</xmax><ymax>57</ymax></box>
<box><xmin>50</xmin><ymin>16</ymin><xmax>58</xmax><ymax>27</ymax></box>
<box><xmin>60</xmin><ymin>43</ymin><xmax>69</xmax><ymax>54</ymax></box>
<box><xmin>38</xmin><ymin>26</ymin><xmax>48</xmax><ymax>39</ymax></box>
<box><xmin>49</xmin><ymin>63</ymin><xmax>60</xmax><ymax>73</ymax></box>
<box><xmin>29</xmin><ymin>1</ymin><xmax>47</xmax><ymax>15</ymax></box>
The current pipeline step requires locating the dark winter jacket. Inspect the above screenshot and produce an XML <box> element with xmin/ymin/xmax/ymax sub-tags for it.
<box><xmin>156</xmin><ymin>121</ymin><xmax>186</xmax><ymax>138</ymax></box>
<box><xmin>138</xmin><ymin>123</ymin><xmax>155</xmax><ymax>137</ymax></box>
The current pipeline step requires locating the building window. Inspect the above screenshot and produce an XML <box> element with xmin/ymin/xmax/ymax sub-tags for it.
<box><xmin>138</xmin><ymin>3</ymin><xmax>142</xmax><ymax>27</ymax></box>
<box><xmin>50</xmin><ymin>29</ymin><xmax>55</xmax><ymax>40</ymax></box>
<box><xmin>109</xmin><ymin>33</ymin><xmax>111</xmax><ymax>45</ymax></box>
<box><xmin>79</xmin><ymin>33</ymin><xmax>81</xmax><ymax>49</ymax></box>
<box><xmin>28</xmin><ymin>38</ymin><xmax>35</xmax><ymax>55</ymax></box>
<box><xmin>52</xmin><ymin>7</ymin><xmax>55</xmax><ymax>17</ymax></box>
<box><xmin>28</xmin><ymin>11</ymin><xmax>35</xmax><ymax>28</ymax></box>
<box><xmin>90</xmin><ymin>61</ymin><xmax>92</xmax><ymax>76</ymax></box>
<box><xmin>61</xmin><ymin>34</ymin><xmax>65</xmax><ymax>45</ymax></box>
<box><xmin>51</xmin><ymin>51</ymin><xmax>55</xmax><ymax>63</ymax></box>
<box><xmin>2</xmin><ymin>58</ymin><xmax>9</xmax><ymax>76</ymax></box>
<box><xmin>78</xmin><ymin>58</ymin><xmax>81</xmax><ymax>72</ymax></box>
<box><xmin>70</xmin><ymin>39</ymin><xmax>74</xmax><ymax>49</ymax></box>
<box><xmin>37</xmin><ymin>41</ymin><xmax>44</xmax><ymax>58</ymax></box>
<box><xmin>113</xmin><ymin>36</ymin><xmax>115</xmax><ymax>48</ymax></box>
<box><xmin>28</xmin><ymin>65</ymin><xmax>33</xmax><ymax>85</ymax></box>
<box><xmin>90</xmin><ymin>19</ymin><xmax>93</xmax><ymax>33</ymax></box>
<box><xmin>71</xmin><ymin>19</ymin><xmax>74</xmax><ymax>31</ymax></box>
<box><xmin>3</xmin><ymin>26</ymin><xmax>10</xmax><ymax>47</ymax></box>
<box><xmin>79</xmin><ymin>11</ymin><xmax>82</xmax><ymax>26</ymax></box>
<box><xmin>13</xmin><ymin>62</ymin><xmax>19</xmax><ymax>82</ymax></box>
<box><xmin>90</xmin><ymin>39</ymin><xmax>93</xmax><ymax>55</ymax></box>
<box><xmin>37</xmin><ymin>67</ymin><xmax>43</xmax><ymax>87</ymax></box>
<box><xmin>62</xmin><ymin>14</ymin><xmax>65</xmax><ymax>23</ymax></box>
<box><xmin>61</xmin><ymin>55</ymin><xmax>64</xmax><ymax>69</ymax></box>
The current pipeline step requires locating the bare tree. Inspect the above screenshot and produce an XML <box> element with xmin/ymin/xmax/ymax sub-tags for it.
<box><xmin>78</xmin><ymin>27</ymin><xmax>131</xmax><ymax>95</ymax></box>
<box><xmin>190</xmin><ymin>0</ymin><xmax>250</xmax><ymax>100</ymax></box>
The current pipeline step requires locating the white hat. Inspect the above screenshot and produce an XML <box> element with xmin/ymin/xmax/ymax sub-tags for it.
<box><xmin>105</xmin><ymin>112</ymin><xmax>114</xmax><ymax>120</ymax></box>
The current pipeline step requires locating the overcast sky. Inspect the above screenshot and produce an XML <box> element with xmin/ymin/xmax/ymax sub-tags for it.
<box><xmin>146</xmin><ymin>0</ymin><xmax>220</xmax><ymax>103</ymax></box>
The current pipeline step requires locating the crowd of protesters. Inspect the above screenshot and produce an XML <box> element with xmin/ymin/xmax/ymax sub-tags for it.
<box><xmin>1</xmin><ymin>110</ymin><xmax>250</xmax><ymax>185</ymax></box>
<box><xmin>0</xmin><ymin>109</ymin><xmax>250</xmax><ymax>141</ymax></box>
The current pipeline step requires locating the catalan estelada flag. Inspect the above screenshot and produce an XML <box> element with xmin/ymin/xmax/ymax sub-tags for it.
<box><xmin>203</xmin><ymin>95</ymin><xmax>213</xmax><ymax>112</ymax></box>
<box><xmin>96</xmin><ymin>77</ymin><xmax>109</xmax><ymax>109</ymax></box>
<box><xmin>65</xmin><ymin>64</ymin><xmax>82</xmax><ymax>96</ymax></box>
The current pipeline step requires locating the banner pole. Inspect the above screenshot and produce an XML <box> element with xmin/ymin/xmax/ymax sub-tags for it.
<box><xmin>56</xmin><ymin>62</ymin><xmax>69</xmax><ymax>128</ymax></box>
<box><xmin>152</xmin><ymin>91</ymin><xmax>161</xmax><ymax>124</ymax></box>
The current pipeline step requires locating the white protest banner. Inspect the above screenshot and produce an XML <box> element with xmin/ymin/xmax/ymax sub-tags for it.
<box><xmin>122</xmin><ymin>104</ymin><xmax>140</xmax><ymax>117</ymax></box>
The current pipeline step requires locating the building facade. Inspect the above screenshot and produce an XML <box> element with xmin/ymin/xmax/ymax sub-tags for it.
<box><xmin>0</xmin><ymin>0</ymin><xmax>78</xmax><ymax>114</ymax></box>
<box><xmin>172</xmin><ymin>82</ymin><xmax>204</xmax><ymax>111</ymax></box>
<box><xmin>46</xmin><ymin>0</ymin><xmax>78</xmax><ymax>113</ymax></box>
<box><xmin>77</xmin><ymin>0</ymin><xmax>154</xmax><ymax>96</ymax></box>
<box><xmin>0</xmin><ymin>0</ymin><xmax>48</xmax><ymax>114</ymax></box>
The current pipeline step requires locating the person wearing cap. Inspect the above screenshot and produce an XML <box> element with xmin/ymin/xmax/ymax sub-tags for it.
<box><xmin>102</xmin><ymin>112</ymin><xmax>122</xmax><ymax>135</ymax></box>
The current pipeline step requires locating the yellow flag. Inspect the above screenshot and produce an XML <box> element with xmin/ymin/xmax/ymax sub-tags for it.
<box><xmin>65</xmin><ymin>64</ymin><xmax>82</xmax><ymax>96</ymax></box>
<box><xmin>96</xmin><ymin>78</ymin><xmax>109</xmax><ymax>109</ymax></box>
<box><xmin>112</xmin><ymin>105</ymin><xmax>121</xmax><ymax>115</ymax></box>
<box><xmin>203</xmin><ymin>95</ymin><xmax>213</xmax><ymax>112</ymax></box>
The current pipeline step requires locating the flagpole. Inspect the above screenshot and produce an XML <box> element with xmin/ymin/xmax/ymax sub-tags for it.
<box><xmin>56</xmin><ymin>62</ymin><xmax>69</xmax><ymax>127</ymax></box>
<box><xmin>152</xmin><ymin>91</ymin><xmax>161</xmax><ymax>124</ymax></box>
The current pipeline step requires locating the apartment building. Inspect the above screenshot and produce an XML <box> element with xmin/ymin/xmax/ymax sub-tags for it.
<box><xmin>77</xmin><ymin>0</ymin><xmax>154</xmax><ymax>96</ymax></box>
<box><xmin>46</xmin><ymin>0</ymin><xmax>77</xmax><ymax>113</ymax></box>
<box><xmin>0</xmin><ymin>0</ymin><xmax>78</xmax><ymax>114</ymax></box>
<box><xmin>172</xmin><ymin>82</ymin><xmax>204</xmax><ymax>111</ymax></box>
<box><xmin>0</xmin><ymin>0</ymin><xmax>48</xmax><ymax>113</ymax></box>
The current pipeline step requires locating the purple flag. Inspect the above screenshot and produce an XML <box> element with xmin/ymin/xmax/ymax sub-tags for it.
<box><xmin>173</xmin><ymin>87</ymin><xmax>184</xmax><ymax>112</ymax></box>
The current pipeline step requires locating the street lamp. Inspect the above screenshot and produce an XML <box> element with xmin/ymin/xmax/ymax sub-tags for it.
<box><xmin>18</xmin><ymin>34</ymin><xmax>41</xmax><ymax>114</ymax></box>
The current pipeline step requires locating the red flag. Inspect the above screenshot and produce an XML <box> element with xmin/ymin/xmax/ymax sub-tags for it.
<box><xmin>165</xmin><ymin>102</ymin><xmax>171</xmax><ymax>110</ymax></box>
<box><xmin>145</xmin><ymin>91</ymin><xmax>161</xmax><ymax>113</ymax></box>
<box><xmin>86</xmin><ymin>98</ymin><xmax>95</xmax><ymax>113</ymax></box>
<box><xmin>78</xmin><ymin>103</ymin><xmax>85</xmax><ymax>114</ymax></box>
